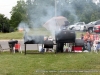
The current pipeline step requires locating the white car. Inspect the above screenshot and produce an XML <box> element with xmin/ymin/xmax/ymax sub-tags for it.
<box><xmin>68</xmin><ymin>22</ymin><xmax>87</xmax><ymax>31</ymax></box>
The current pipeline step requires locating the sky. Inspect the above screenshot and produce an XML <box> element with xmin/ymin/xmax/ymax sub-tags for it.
<box><xmin>0</xmin><ymin>0</ymin><xmax>19</xmax><ymax>19</ymax></box>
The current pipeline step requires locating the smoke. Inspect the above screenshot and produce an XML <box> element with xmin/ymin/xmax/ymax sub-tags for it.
<box><xmin>17</xmin><ymin>0</ymin><xmax>77</xmax><ymax>42</ymax></box>
<box><xmin>53</xmin><ymin>0</ymin><xmax>79</xmax><ymax>23</ymax></box>
<box><xmin>43</xmin><ymin>16</ymin><xmax>69</xmax><ymax>36</ymax></box>
<box><xmin>18</xmin><ymin>0</ymin><xmax>95</xmax><ymax>42</ymax></box>
<box><xmin>26</xmin><ymin>0</ymin><xmax>80</xmax><ymax>27</ymax></box>
<box><xmin>18</xmin><ymin>21</ymin><xmax>30</xmax><ymax>33</ymax></box>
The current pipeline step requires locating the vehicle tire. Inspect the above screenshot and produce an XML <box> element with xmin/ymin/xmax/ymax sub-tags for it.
<box><xmin>88</xmin><ymin>28</ymin><xmax>93</xmax><ymax>33</ymax></box>
<box><xmin>71</xmin><ymin>27</ymin><xmax>75</xmax><ymax>30</ymax></box>
<box><xmin>70</xmin><ymin>27</ymin><xmax>73</xmax><ymax>30</ymax></box>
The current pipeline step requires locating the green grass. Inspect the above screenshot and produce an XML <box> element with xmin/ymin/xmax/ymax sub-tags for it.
<box><xmin>76</xmin><ymin>31</ymin><xmax>85</xmax><ymax>38</ymax></box>
<box><xmin>0</xmin><ymin>30</ymin><xmax>84</xmax><ymax>40</ymax></box>
<box><xmin>0</xmin><ymin>52</ymin><xmax>100</xmax><ymax>75</ymax></box>
<box><xmin>0</xmin><ymin>28</ymin><xmax>51</xmax><ymax>39</ymax></box>
<box><xmin>0</xmin><ymin>32</ymin><xmax>23</xmax><ymax>39</ymax></box>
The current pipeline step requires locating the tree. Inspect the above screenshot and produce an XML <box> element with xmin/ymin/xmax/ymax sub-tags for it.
<box><xmin>70</xmin><ymin>0</ymin><xmax>100</xmax><ymax>23</ymax></box>
<box><xmin>10</xmin><ymin>0</ymin><xmax>27</xmax><ymax>29</ymax></box>
<box><xmin>0</xmin><ymin>14</ymin><xmax>10</xmax><ymax>33</ymax></box>
<box><xmin>9</xmin><ymin>0</ymin><xmax>100</xmax><ymax>29</ymax></box>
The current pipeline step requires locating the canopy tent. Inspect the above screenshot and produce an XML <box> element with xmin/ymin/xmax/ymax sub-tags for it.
<box><xmin>43</xmin><ymin>16</ymin><xmax>69</xmax><ymax>30</ymax></box>
<box><xmin>43</xmin><ymin>16</ymin><xmax>69</xmax><ymax>35</ymax></box>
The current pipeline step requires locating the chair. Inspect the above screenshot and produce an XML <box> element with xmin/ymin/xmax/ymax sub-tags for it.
<box><xmin>0</xmin><ymin>44</ymin><xmax>3</xmax><ymax>52</ymax></box>
<box><xmin>13</xmin><ymin>43</ymin><xmax>22</xmax><ymax>53</ymax></box>
<box><xmin>0</xmin><ymin>44</ymin><xmax>10</xmax><ymax>52</ymax></box>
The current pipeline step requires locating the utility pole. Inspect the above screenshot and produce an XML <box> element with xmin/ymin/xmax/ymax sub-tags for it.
<box><xmin>55</xmin><ymin>0</ymin><xmax>57</xmax><ymax>17</ymax></box>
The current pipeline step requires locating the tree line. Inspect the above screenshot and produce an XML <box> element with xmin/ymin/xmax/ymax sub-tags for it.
<box><xmin>0</xmin><ymin>0</ymin><xmax>100</xmax><ymax>33</ymax></box>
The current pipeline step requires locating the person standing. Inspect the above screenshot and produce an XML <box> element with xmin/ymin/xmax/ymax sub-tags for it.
<box><xmin>81</xmin><ymin>34</ymin><xmax>84</xmax><ymax>40</ymax></box>
<box><xmin>83</xmin><ymin>31</ymin><xmax>93</xmax><ymax>51</ymax></box>
<box><xmin>83</xmin><ymin>31</ymin><xmax>90</xmax><ymax>51</ymax></box>
<box><xmin>87</xmin><ymin>40</ymin><xmax>91</xmax><ymax>52</ymax></box>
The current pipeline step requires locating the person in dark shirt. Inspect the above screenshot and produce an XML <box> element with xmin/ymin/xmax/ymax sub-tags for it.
<box><xmin>86</xmin><ymin>40</ymin><xmax>91</xmax><ymax>52</ymax></box>
<box><xmin>96</xmin><ymin>41</ymin><xmax>100</xmax><ymax>51</ymax></box>
<box><xmin>81</xmin><ymin>34</ymin><xmax>84</xmax><ymax>40</ymax></box>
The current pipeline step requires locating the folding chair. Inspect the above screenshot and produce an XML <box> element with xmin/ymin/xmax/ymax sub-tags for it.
<box><xmin>13</xmin><ymin>43</ymin><xmax>22</xmax><ymax>54</ymax></box>
<box><xmin>0</xmin><ymin>44</ymin><xmax>10</xmax><ymax>52</ymax></box>
<box><xmin>0</xmin><ymin>44</ymin><xmax>3</xmax><ymax>52</ymax></box>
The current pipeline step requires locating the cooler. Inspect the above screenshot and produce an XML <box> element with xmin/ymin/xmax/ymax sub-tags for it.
<box><xmin>14</xmin><ymin>43</ymin><xmax>20</xmax><ymax>52</ymax></box>
<box><xmin>72</xmin><ymin>46</ymin><xmax>83</xmax><ymax>52</ymax></box>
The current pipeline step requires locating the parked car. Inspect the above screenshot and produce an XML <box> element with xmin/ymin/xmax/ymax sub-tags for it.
<box><xmin>67</xmin><ymin>22</ymin><xmax>86</xmax><ymax>31</ymax></box>
<box><xmin>93</xmin><ymin>24</ymin><xmax>100</xmax><ymax>33</ymax></box>
<box><xmin>86</xmin><ymin>20</ymin><xmax>100</xmax><ymax>33</ymax></box>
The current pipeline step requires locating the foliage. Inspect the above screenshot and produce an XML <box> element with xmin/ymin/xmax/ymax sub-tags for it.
<box><xmin>1</xmin><ymin>0</ymin><xmax>100</xmax><ymax>32</ymax></box>
<box><xmin>25</xmin><ymin>0</ymin><xmax>100</xmax><ymax>25</ymax></box>
<box><xmin>10</xmin><ymin>0</ymin><xmax>27</xmax><ymax>29</ymax></box>
<box><xmin>71</xmin><ymin>0</ymin><xmax>100</xmax><ymax>23</ymax></box>
<box><xmin>0</xmin><ymin>14</ymin><xmax>10</xmax><ymax>33</ymax></box>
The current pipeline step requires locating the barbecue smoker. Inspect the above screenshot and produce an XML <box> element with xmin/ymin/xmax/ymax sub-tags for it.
<box><xmin>24</xmin><ymin>35</ymin><xmax>54</xmax><ymax>46</ymax></box>
<box><xmin>24</xmin><ymin>35</ymin><xmax>54</xmax><ymax>54</ymax></box>
<box><xmin>8</xmin><ymin>40</ymin><xmax>18</xmax><ymax>53</ymax></box>
<box><xmin>55</xmin><ymin>29</ymin><xmax>76</xmax><ymax>53</ymax></box>
<box><xmin>55</xmin><ymin>30</ymin><xmax>76</xmax><ymax>43</ymax></box>
<box><xmin>24</xmin><ymin>35</ymin><xmax>44</xmax><ymax>44</ymax></box>
<box><xmin>23</xmin><ymin>29</ymin><xmax>77</xmax><ymax>54</ymax></box>
<box><xmin>23</xmin><ymin>16</ymin><xmax>85</xmax><ymax>54</ymax></box>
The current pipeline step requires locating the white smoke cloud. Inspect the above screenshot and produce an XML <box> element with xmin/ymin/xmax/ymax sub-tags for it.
<box><xmin>18</xmin><ymin>21</ymin><xmax>30</xmax><ymax>33</ymax></box>
<box><xmin>18</xmin><ymin>0</ymin><xmax>79</xmax><ymax>41</ymax></box>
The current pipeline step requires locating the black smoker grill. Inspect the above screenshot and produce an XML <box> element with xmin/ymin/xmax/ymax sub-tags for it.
<box><xmin>44</xmin><ymin>40</ymin><xmax>54</xmax><ymax>48</ymax></box>
<box><xmin>8</xmin><ymin>40</ymin><xmax>18</xmax><ymax>53</ymax></box>
<box><xmin>55</xmin><ymin>30</ymin><xmax>76</xmax><ymax>43</ymax></box>
<box><xmin>24</xmin><ymin>35</ymin><xmax>44</xmax><ymax>44</ymax></box>
<box><xmin>55</xmin><ymin>29</ymin><xmax>76</xmax><ymax>53</ymax></box>
<box><xmin>24</xmin><ymin>35</ymin><xmax>44</xmax><ymax>54</ymax></box>
<box><xmin>24</xmin><ymin>30</ymin><xmax>76</xmax><ymax>54</ymax></box>
<box><xmin>24</xmin><ymin>35</ymin><xmax>54</xmax><ymax>54</ymax></box>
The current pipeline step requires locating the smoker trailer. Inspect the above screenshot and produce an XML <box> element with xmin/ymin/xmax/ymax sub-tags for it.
<box><xmin>24</xmin><ymin>35</ymin><xmax>55</xmax><ymax>54</ymax></box>
<box><xmin>23</xmin><ymin>29</ymin><xmax>85</xmax><ymax>54</ymax></box>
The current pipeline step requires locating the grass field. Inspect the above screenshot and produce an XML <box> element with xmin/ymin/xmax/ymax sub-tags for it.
<box><xmin>0</xmin><ymin>32</ymin><xmax>23</xmax><ymax>39</ymax></box>
<box><xmin>0</xmin><ymin>29</ymin><xmax>84</xmax><ymax>40</ymax></box>
<box><xmin>0</xmin><ymin>30</ymin><xmax>94</xmax><ymax>75</ymax></box>
<box><xmin>0</xmin><ymin>28</ymin><xmax>51</xmax><ymax>39</ymax></box>
<box><xmin>0</xmin><ymin>52</ymin><xmax>100</xmax><ymax>75</ymax></box>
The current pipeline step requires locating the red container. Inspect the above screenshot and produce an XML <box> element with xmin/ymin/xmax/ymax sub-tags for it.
<box><xmin>14</xmin><ymin>43</ymin><xmax>20</xmax><ymax>51</ymax></box>
<box><xmin>72</xmin><ymin>46</ymin><xmax>83</xmax><ymax>52</ymax></box>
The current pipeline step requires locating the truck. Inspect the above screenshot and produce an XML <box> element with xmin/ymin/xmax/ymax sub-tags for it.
<box><xmin>86</xmin><ymin>20</ymin><xmax>100</xmax><ymax>33</ymax></box>
<box><xmin>93</xmin><ymin>24</ymin><xmax>100</xmax><ymax>33</ymax></box>
<box><xmin>67</xmin><ymin>22</ymin><xmax>87</xmax><ymax>31</ymax></box>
